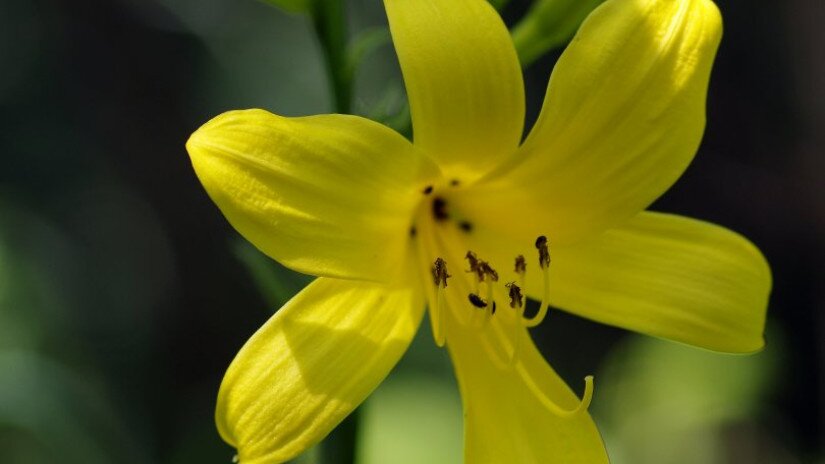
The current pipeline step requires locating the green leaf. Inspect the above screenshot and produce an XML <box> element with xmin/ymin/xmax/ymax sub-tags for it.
<box><xmin>592</xmin><ymin>334</ymin><xmax>779</xmax><ymax>464</ymax></box>
<box><xmin>231</xmin><ymin>238</ymin><xmax>311</xmax><ymax>312</ymax></box>
<box><xmin>511</xmin><ymin>0</ymin><xmax>606</xmax><ymax>66</ymax></box>
<box><xmin>259</xmin><ymin>0</ymin><xmax>311</xmax><ymax>14</ymax></box>
<box><xmin>0</xmin><ymin>352</ymin><xmax>148</xmax><ymax>464</ymax></box>
<box><xmin>486</xmin><ymin>0</ymin><xmax>511</xmax><ymax>11</ymax></box>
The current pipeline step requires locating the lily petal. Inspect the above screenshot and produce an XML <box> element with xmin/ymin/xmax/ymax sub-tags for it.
<box><xmin>384</xmin><ymin>0</ymin><xmax>524</xmax><ymax>181</ymax></box>
<box><xmin>450</xmin><ymin>327</ymin><xmax>608</xmax><ymax>463</ymax></box>
<box><xmin>438</xmin><ymin>262</ymin><xmax>608</xmax><ymax>463</ymax></box>
<box><xmin>216</xmin><ymin>277</ymin><xmax>424</xmax><ymax>464</ymax></box>
<box><xmin>187</xmin><ymin>109</ymin><xmax>436</xmax><ymax>282</ymax></box>
<box><xmin>465</xmin><ymin>211</ymin><xmax>771</xmax><ymax>353</ymax></box>
<box><xmin>458</xmin><ymin>0</ymin><xmax>722</xmax><ymax>244</ymax></box>
<box><xmin>551</xmin><ymin>212</ymin><xmax>771</xmax><ymax>352</ymax></box>
<box><xmin>424</xmin><ymin>222</ymin><xmax>608</xmax><ymax>463</ymax></box>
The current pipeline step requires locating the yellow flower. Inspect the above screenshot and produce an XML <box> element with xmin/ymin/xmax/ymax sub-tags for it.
<box><xmin>185</xmin><ymin>0</ymin><xmax>771</xmax><ymax>462</ymax></box>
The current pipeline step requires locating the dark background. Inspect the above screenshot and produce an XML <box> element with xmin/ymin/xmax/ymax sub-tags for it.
<box><xmin>0</xmin><ymin>0</ymin><xmax>822</xmax><ymax>462</ymax></box>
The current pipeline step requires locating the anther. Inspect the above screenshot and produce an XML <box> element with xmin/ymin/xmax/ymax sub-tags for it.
<box><xmin>458</xmin><ymin>221</ymin><xmax>473</xmax><ymax>233</ymax></box>
<box><xmin>523</xmin><ymin>236</ymin><xmax>552</xmax><ymax>328</ymax></box>
<box><xmin>430</xmin><ymin>258</ymin><xmax>449</xmax><ymax>347</ymax></box>
<box><xmin>431</xmin><ymin>257</ymin><xmax>450</xmax><ymax>288</ymax></box>
<box><xmin>465</xmin><ymin>251</ymin><xmax>484</xmax><ymax>285</ymax></box>
<box><xmin>506</xmin><ymin>281</ymin><xmax>524</xmax><ymax>366</ymax></box>
<box><xmin>468</xmin><ymin>293</ymin><xmax>487</xmax><ymax>308</ymax></box>
<box><xmin>535</xmin><ymin>235</ymin><xmax>551</xmax><ymax>269</ymax></box>
<box><xmin>423</xmin><ymin>185</ymin><xmax>433</xmax><ymax>194</ymax></box>
<box><xmin>479</xmin><ymin>261</ymin><xmax>499</xmax><ymax>282</ymax></box>
<box><xmin>409</xmin><ymin>226</ymin><xmax>417</xmax><ymax>237</ymax></box>
<box><xmin>505</xmin><ymin>282</ymin><xmax>523</xmax><ymax>309</ymax></box>
<box><xmin>514</xmin><ymin>255</ymin><xmax>526</xmax><ymax>276</ymax></box>
<box><xmin>450</xmin><ymin>179</ymin><xmax>460</xmax><ymax>187</ymax></box>
<box><xmin>465</xmin><ymin>251</ymin><xmax>480</xmax><ymax>272</ymax></box>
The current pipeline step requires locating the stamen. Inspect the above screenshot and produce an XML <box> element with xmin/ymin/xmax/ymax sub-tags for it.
<box><xmin>465</xmin><ymin>251</ymin><xmax>480</xmax><ymax>274</ymax></box>
<box><xmin>536</xmin><ymin>235</ymin><xmax>551</xmax><ymax>269</ymax></box>
<box><xmin>514</xmin><ymin>254</ymin><xmax>526</xmax><ymax>288</ymax></box>
<box><xmin>523</xmin><ymin>236</ymin><xmax>552</xmax><ymax>328</ymax></box>
<box><xmin>479</xmin><ymin>261</ymin><xmax>499</xmax><ymax>282</ymax></box>
<box><xmin>465</xmin><ymin>251</ymin><xmax>481</xmax><ymax>293</ymax></box>
<box><xmin>505</xmin><ymin>282</ymin><xmax>523</xmax><ymax>309</ymax></box>
<box><xmin>484</xmin><ymin>271</ymin><xmax>495</xmax><ymax>321</ymax></box>
<box><xmin>431</xmin><ymin>258</ymin><xmax>450</xmax><ymax>347</ymax></box>
<box><xmin>450</xmin><ymin>179</ymin><xmax>460</xmax><ymax>187</ymax></box>
<box><xmin>468</xmin><ymin>293</ymin><xmax>487</xmax><ymax>308</ymax></box>
<box><xmin>505</xmin><ymin>282</ymin><xmax>524</xmax><ymax>366</ymax></box>
<box><xmin>518</xmin><ymin>370</ymin><xmax>595</xmax><ymax>418</ymax></box>
<box><xmin>458</xmin><ymin>221</ymin><xmax>473</xmax><ymax>233</ymax></box>
<box><xmin>422</xmin><ymin>185</ymin><xmax>433</xmax><ymax>194</ymax></box>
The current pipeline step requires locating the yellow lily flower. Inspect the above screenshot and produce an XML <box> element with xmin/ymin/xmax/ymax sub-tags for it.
<box><xmin>185</xmin><ymin>0</ymin><xmax>771</xmax><ymax>462</ymax></box>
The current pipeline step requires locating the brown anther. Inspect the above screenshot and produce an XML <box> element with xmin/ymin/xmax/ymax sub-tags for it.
<box><xmin>458</xmin><ymin>221</ymin><xmax>473</xmax><ymax>233</ymax></box>
<box><xmin>409</xmin><ymin>226</ymin><xmax>417</xmax><ymax>237</ymax></box>
<box><xmin>468</xmin><ymin>293</ymin><xmax>487</xmax><ymax>308</ymax></box>
<box><xmin>514</xmin><ymin>255</ymin><xmax>526</xmax><ymax>275</ymax></box>
<box><xmin>431</xmin><ymin>258</ymin><xmax>451</xmax><ymax>288</ymax></box>
<box><xmin>432</xmin><ymin>197</ymin><xmax>449</xmax><ymax>221</ymax></box>
<box><xmin>479</xmin><ymin>261</ymin><xmax>499</xmax><ymax>282</ymax></box>
<box><xmin>450</xmin><ymin>179</ymin><xmax>460</xmax><ymax>187</ymax></box>
<box><xmin>535</xmin><ymin>235</ymin><xmax>551</xmax><ymax>269</ymax></box>
<box><xmin>422</xmin><ymin>185</ymin><xmax>433</xmax><ymax>194</ymax></box>
<box><xmin>505</xmin><ymin>282</ymin><xmax>524</xmax><ymax>309</ymax></box>
<box><xmin>465</xmin><ymin>251</ymin><xmax>480</xmax><ymax>274</ymax></box>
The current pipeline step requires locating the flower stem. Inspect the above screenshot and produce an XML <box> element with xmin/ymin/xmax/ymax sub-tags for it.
<box><xmin>308</xmin><ymin>5</ymin><xmax>359</xmax><ymax>463</ymax></box>
<box><xmin>310</xmin><ymin>0</ymin><xmax>352</xmax><ymax>114</ymax></box>
<box><xmin>320</xmin><ymin>410</ymin><xmax>360</xmax><ymax>464</ymax></box>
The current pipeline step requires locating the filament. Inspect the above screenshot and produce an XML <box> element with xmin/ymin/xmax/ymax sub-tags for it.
<box><xmin>522</xmin><ymin>264</ymin><xmax>550</xmax><ymax>328</ymax></box>
<box><xmin>517</xmin><ymin>369</ymin><xmax>595</xmax><ymax>418</ymax></box>
<box><xmin>433</xmin><ymin>284</ymin><xmax>447</xmax><ymax>347</ymax></box>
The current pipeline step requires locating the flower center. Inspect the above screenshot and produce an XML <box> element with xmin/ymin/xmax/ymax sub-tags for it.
<box><xmin>419</xmin><ymin>225</ymin><xmax>594</xmax><ymax>419</ymax></box>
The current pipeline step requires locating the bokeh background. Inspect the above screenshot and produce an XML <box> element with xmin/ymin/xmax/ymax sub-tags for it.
<box><xmin>0</xmin><ymin>0</ymin><xmax>822</xmax><ymax>462</ymax></box>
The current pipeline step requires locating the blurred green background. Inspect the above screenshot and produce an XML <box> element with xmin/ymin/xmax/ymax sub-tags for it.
<box><xmin>0</xmin><ymin>0</ymin><xmax>822</xmax><ymax>462</ymax></box>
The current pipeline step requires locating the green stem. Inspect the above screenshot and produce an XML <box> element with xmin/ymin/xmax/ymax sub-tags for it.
<box><xmin>310</xmin><ymin>0</ymin><xmax>352</xmax><ymax>114</ymax></box>
<box><xmin>320</xmin><ymin>409</ymin><xmax>360</xmax><ymax>464</ymax></box>
<box><xmin>308</xmin><ymin>7</ymin><xmax>360</xmax><ymax>463</ymax></box>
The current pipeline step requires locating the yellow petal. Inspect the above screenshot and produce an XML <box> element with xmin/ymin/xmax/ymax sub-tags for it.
<box><xmin>216</xmin><ymin>277</ymin><xmax>424</xmax><ymax>464</ymax></box>
<box><xmin>436</xmin><ymin>257</ymin><xmax>607</xmax><ymax>463</ymax></box>
<box><xmin>384</xmin><ymin>0</ymin><xmax>524</xmax><ymax>181</ymax></box>
<box><xmin>465</xmin><ymin>211</ymin><xmax>771</xmax><ymax>353</ymax></box>
<box><xmin>458</xmin><ymin>0</ymin><xmax>723</xmax><ymax>244</ymax></box>
<box><xmin>417</xmin><ymin>221</ymin><xmax>607</xmax><ymax>463</ymax></box>
<box><xmin>551</xmin><ymin>212</ymin><xmax>771</xmax><ymax>352</ymax></box>
<box><xmin>187</xmin><ymin>109</ymin><xmax>436</xmax><ymax>282</ymax></box>
<box><xmin>451</xmin><ymin>330</ymin><xmax>608</xmax><ymax>463</ymax></box>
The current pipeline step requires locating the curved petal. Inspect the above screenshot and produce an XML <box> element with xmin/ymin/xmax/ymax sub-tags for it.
<box><xmin>459</xmin><ymin>0</ymin><xmax>723</xmax><ymax>244</ymax></box>
<box><xmin>449</xmin><ymin>326</ymin><xmax>608</xmax><ymax>463</ymax></box>
<box><xmin>216</xmin><ymin>276</ymin><xmax>424</xmax><ymax>464</ymax></box>
<box><xmin>463</xmin><ymin>211</ymin><xmax>771</xmax><ymax>353</ymax></box>
<box><xmin>187</xmin><ymin>109</ymin><xmax>437</xmax><ymax>282</ymax></box>
<box><xmin>419</xmin><ymin>221</ymin><xmax>607</xmax><ymax>463</ymax></box>
<box><xmin>435</xmin><ymin>253</ymin><xmax>607</xmax><ymax>463</ymax></box>
<box><xmin>384</xmin><ymin>0</ymin><xmax>524</xmax><ymax>182</ymax></box>
<box><xmin>551</xmin><ymin>212</ymin><xmax>771</xmax><ymax>352</ymax></box>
